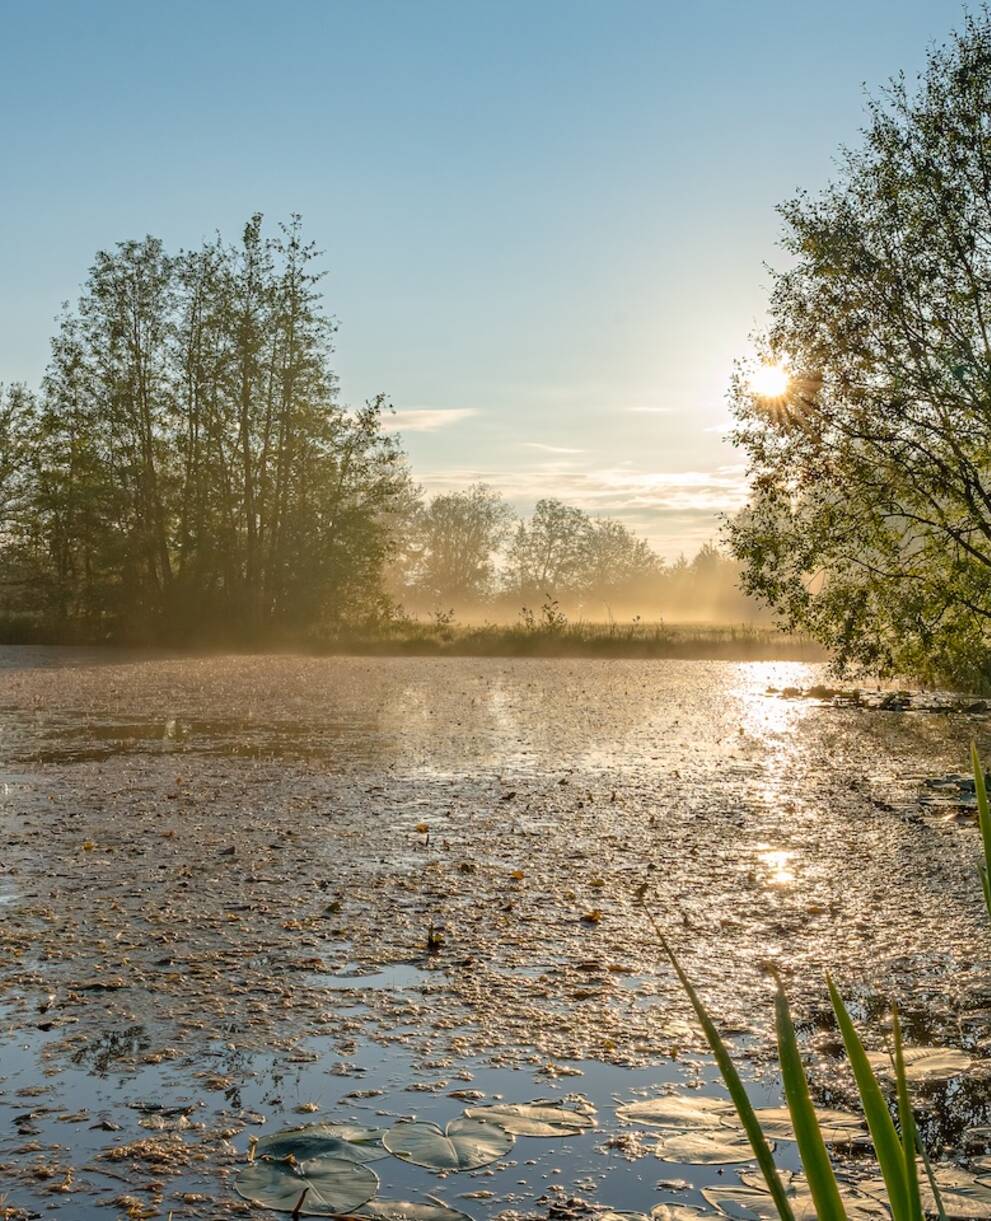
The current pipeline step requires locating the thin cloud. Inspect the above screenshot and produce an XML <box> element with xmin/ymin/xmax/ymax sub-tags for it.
<box><xmin>521</xmin><ymin>442</ymin><xmax>585</xmax><ymax>454</ymax></box>
<box><xmin>417</xmin><ymin>463</ymin><xmax>748</xmax><ymax>516</ymax></box>
<box><xmin>381</xmin><ymin>408</ymin><xmax>478</xmax><ymax>433</ymax></box>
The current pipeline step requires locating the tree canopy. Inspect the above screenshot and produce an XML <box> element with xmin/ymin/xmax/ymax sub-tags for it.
<box><xmin>0</xmin><ymin>215</ymin><xmax>409</xmax><ymax>640</ymax></box>
<box><xmin>729</xmin><ymin>10</ymin><xmax>991</xmax><ymax>688</ymax></box>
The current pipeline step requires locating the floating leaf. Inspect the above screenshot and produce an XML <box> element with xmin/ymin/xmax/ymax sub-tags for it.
<box><xmin>257</xmin><ymin>1123</ymin><xmax>389</xmax><ymax>1163</ymax></box>
<box><xmin>383</xmin><ymin>1119</ymin><xmax>513</xmax><ymax>1170</ymax></box>
<box><xmin>654</xmin><ymin>1129</ymin><xmax>758</xmax><ymax>1165</ymax></box>
<box><xmin>235</xmin><ymin>1155</ymin><xmax>378</xmax><ymax>1215</ymax></box>
<box><xmin>359</xmin><ymin>1199</ymin><xmax>473</xmax><ymax>1221</ymax></box>
<box><xmin>865</xmin><ymin>1046</ymin><xmax>973</xmax><ymax>1083</ymax></box>
<box><xmin>862</xmin><ymin>1164</ymin><xmax>991</xmax><ymax>1218</ymax></box>
<box><xmin>650</xmin><ymin>1207</ymin><xmax>710</xmax><ymax>1221</ymax></box>
<box><xmin>463</xmin><ymin>1102</ymin><xmax>594</xmax><ymax>1137</ymax></box>
<box><xmin>616</xmin><ymin>1095</ymin><xmax>736</xmax><ymax>1130</ymax></box>
<box><xmin>749</xmin><ymin>1105</ymin><xmax>864</xmax><ymax>1144</ymax></box>
<box><xmin>703</xmin><ymin>1181</ymin><xmax>887</xmax><ymax>1219</ymax></box>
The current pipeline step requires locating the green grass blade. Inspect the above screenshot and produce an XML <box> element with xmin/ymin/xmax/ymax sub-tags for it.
<box><xmin>774</xmin><ymin>979</ymin><xmax>848</xmax><ymax>1221</ymax></box>
<box><xmin>646</xmin><ymin>917</ymin><xmax>796</xmax><ymax>1221</ymax></box>
<box><xmin>826</xmin><ymin>975</ymin><xmax>911</xmax><ymax>1221</ymax></box>
<box><xmin>915</xmin><ymin>1123</ymin><xmax>948</xmax><ymax>1221</ymax></box>
<box><xmin>891</xmin><ymin>1007</ymin><xmax>924</xmax><ymax>1221</ymax></box>
<box><xmin>971</xmin><ymin>743</ymin><xmax>991</xmax><ymax>920</ymax></box>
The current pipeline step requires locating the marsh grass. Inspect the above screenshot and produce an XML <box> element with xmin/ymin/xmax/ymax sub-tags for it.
<box><xmin>308</xmin><ymin>619</ymin><xmax>826</xmax><ymax>660</ymax></box>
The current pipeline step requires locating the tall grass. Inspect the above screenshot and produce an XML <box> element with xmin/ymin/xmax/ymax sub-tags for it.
<box><xmin>308</xmin><ymin>618</ymin><xmax>826</xmax><ymax>661</ymax></box>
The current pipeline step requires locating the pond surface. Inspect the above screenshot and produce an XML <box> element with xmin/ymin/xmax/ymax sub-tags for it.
<box><xmin>1</xmin><ymin>651</ymin><xmax>991</xmax><ymax>1218</ymax></box>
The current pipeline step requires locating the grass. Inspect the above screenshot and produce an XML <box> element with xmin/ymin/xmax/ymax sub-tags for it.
<box><xmin>0</xmin><ymin>608</ymin><xmax>825</xmax><ymax>659</ymax></box>
<box><xmin>638</xmin><ymin>743</ymin><xmax>991</xmax><ymax>1219</ymax></box>
<box><xmin>307</xmin><ymin>618</ymin><xmax>827</xmax><ymax>661</ymax></box>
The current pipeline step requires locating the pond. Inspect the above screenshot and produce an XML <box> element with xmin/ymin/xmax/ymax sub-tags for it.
<box><xmin>1</xmin><ymin>651</ymin><xmax>990</xmax><ymax>1218</ymax></box>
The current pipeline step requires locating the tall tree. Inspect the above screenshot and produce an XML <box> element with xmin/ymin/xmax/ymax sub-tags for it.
<box><xmin>729</xmin><ymin>10</ymin><xmax>991</xmax><ymax>687</ymax></box>
<box><xmin>19</xmin><ymin>214</ymin><xmax>410</xmax><ymax>639</ymax></box>
<box><xmin>505</xmin><ymin>498</ymin><xmax>592</xmax><ymax>598</ymax></box>
<box><xmin>408</xmin><ymin>483</ymin><xmax>514</xmax><ymax>606</ymax></box>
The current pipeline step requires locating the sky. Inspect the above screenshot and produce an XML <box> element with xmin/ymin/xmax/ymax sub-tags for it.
<box><xmin>0</xmin><ymin>0</ymin><xmax>968</xmax><ymax>559</ymax></box>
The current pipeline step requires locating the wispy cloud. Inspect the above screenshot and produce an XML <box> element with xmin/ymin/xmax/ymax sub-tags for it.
<box><xmin>520</xmin><ymin>441</ymin><xmax>585</xmax><ymax>455</ymax></box>
<box><xmin>417</xmin><ymin>462</ymin><xmax>747</xmax><ymax>524</ymax></box>
<box><xmin>381</xmin><ymin>408</ymin><xmax>478</xmax><ymax>433</ymax></box>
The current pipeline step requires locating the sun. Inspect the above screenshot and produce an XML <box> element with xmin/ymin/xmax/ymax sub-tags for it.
<box><xmin>750</xmin><ymin>362</ymin><xmax>790</xmax><ymax>399</ymax></box>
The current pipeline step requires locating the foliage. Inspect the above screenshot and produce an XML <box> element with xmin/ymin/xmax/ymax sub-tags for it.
<box><xmin>403</xmin><ymin>483</ymin><xmax>515</xmax><ymax>603</ymax></box>
<box><xmin>394</xmin><ymin>485</ymin><xmax>758</xmax><ymax>623</ymax></box>
<box><xmin>235</xmin><ymin>1153</ymin><xmax>378</xmax><ymax>1215</ymax></box>
<box><xmin>505</xmin><ymin>498</ymin><xmax>660</xmax><ymax>607</ymax></box>
<box><xmin>462</xmin><ymin>1103</ymin><xmax>594</xmax><ymax>1137</ymax></box>
<box><xmin>382</xmin><ymin>1119</ymin><xmax>514</xmax><ymax>1171</ymax></box>
<box><xmin>0</xmin><ymin>215</ymin><xmax>409</xmax><ymax>641</ymax></box>
<box><xmin>728</xmin><ymin>9</ymin><xmax>991</xmax><ymax>688</ymax></box>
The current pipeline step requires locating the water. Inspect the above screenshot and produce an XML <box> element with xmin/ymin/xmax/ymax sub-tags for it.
<box><xmin>1</xmin><ymin>650</ymin><xmax>990</xmax><ymax>1217</ymax></box>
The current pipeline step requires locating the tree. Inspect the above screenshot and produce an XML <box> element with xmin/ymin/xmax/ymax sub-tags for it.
<box><xmin>728</xmin><ymin>10</ymin><xmax>991</xmax><ymax>687</ymax></box>
<box><xmin>408</xmin><ymin>483</ymin><xmax>514</xmax><ymax>606</ymax></box>
<box><xmin>13</xmin><ymin>214</ymin><xmax>410</xmax><ymax>639</ymax></box>
<box><xmin>581</xmin><ymin>517</ymin><xmax>660</xmax><ymax>606</ymax></box>
<box><xmin>505</xmin><ymin>499</ymin><xmax>592</xmax><ymax>599</ymax></box>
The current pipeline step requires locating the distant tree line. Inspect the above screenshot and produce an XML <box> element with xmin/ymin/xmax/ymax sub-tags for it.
<box><xmin>393</xmin><ymin>482</ymin><xmax>758</xmax><ymax>622</ymax></box>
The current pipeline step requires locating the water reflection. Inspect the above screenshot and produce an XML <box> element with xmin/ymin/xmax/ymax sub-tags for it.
<box><xmin>757</xmin><ymin>847</ymin><xmax>796</xmax><ymax>887</ymax></box>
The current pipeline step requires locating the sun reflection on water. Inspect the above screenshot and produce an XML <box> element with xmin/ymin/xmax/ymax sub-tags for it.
<box><xmin>757</xmin><ymin>847</ymin><xmax>796</xmax><ymax>886</ymax></box>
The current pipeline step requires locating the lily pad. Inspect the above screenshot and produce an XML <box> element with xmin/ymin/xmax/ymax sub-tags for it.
<box><xmin>464</xmin><ymin>1102</ymin><xmax>595</xmax><ymax>1137</ymax></box>
<box><xmin>359</xmin><ymin>1200</ymin><xmax>474</xmax><ymax>1221</ymax></box>
<box><xmin>703</xmin><ymin>1182</ymin><xmax>886</xmax><ymax>1219</ymax></box>
<box><xmin>865</xmin><ymin>1045</ymin><xmax>973</xmax><ymax>1082</ymax></box>
<box><xmin>862</xmin><ymin>1164</ymin><xmax>991</xmax><ymax>1218</ymax></box>
<box><xmin>649</xmin><ymin>1208</ymin><xmax>711</xmax><ymax>1220</ymax></box>
<box><xmin>235</xmin><ymin>1155</ymin><xmax>378</xmax><ymax>1215</ymax></box>
<box><xmin>257</xmin><ymin>1123</ymin><xmax>389</xmax><ymax>1163</ymax></box>
<box><xmin>653</xmin><ymin>1129</ymin><xmax>758</xmax><ymax>1165</ymax></box>
<box><xmin>750</xmin><ymin>1105</ymin><xmax>864</xmax><ymax>1143</ymax></box>
<box><xmin>616</xmin><ymin>1095</ymin><xmax>737</xmax><ymax>1130</ymax></box>
<box><xmin>383</xmin><ymin>1118</ymin><xmax>513</xmax><ymax>1171</ymax></box>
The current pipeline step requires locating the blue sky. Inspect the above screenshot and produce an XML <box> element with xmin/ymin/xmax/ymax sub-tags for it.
<box><xmin>0</xmin><ymin>0</ymin><xmax>966</xmax><ymax>557</ymax></box>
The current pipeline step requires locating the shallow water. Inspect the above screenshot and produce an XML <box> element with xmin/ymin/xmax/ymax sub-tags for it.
<box><xmin>1</xmin><ymin>651</ymin><xmax>991</xmax><ymax>1217</ymax></box>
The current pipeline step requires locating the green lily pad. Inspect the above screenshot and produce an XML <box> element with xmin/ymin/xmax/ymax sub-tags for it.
<box><xmin>383</xmin><ymin>1118</ymin><xmax>513</xmax><ymax>1170</ymax></box>
<box><xmin>750</xmin><ymin>1105</ymin><xmax>864</xmax><ymax>1143</ymax></box>
<box><xmin>865</xmin><ymin>1045</ymin><xmax>973</xmax><ymax>1082</ymax></box>
<box><xmin>464</xmin><ymin>1102</ymin><xmax>595</xmax><ymax>1136</ymax></box>
<box><xmin>616</xmin><ymin>1095</ymin><xmax>737</xmax><ymax>1130</ymax></box>
<box><xmin>235</xmin><ymin>1155</ymin><xmax>378</xmax><ymax>1215</ymax></box>
<box><xmin>653</xmin><ymin>1129</ymin><xmax>757</xmax><ymax>1165</ymax></box>
<box><xmin>359</xmin><ymin>1199</ymin><xmax>474</xmax><ymax>1221</ymax></box>
<box><xmin>257</xmin><ymin>1123</ymin><xmax>389</xmax><ymax>1163</ymax></box>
